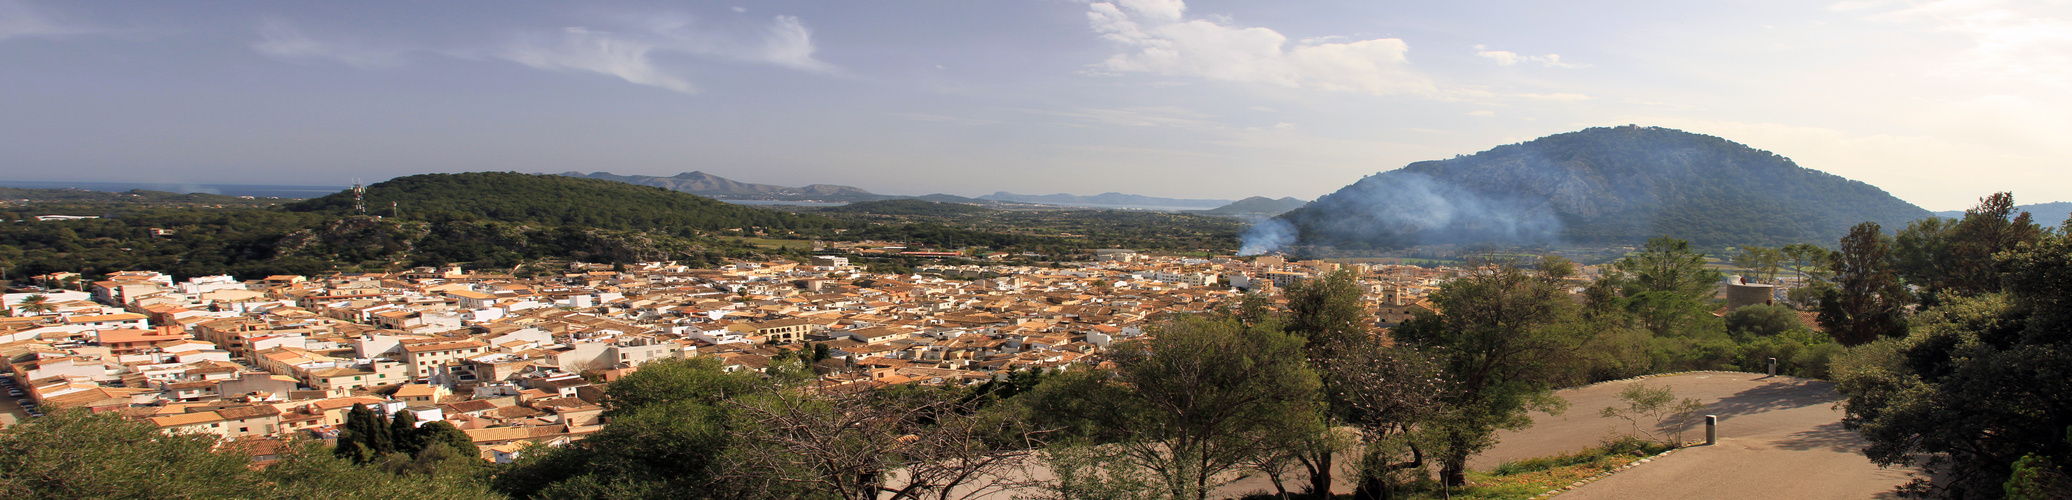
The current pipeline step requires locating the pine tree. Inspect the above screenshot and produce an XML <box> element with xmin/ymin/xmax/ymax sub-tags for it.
<box><xmin>337</xmin><ymin>404</ymin><xmax>378</xmax><ymax>463</ymax></box>
<box><xmin>391</xmin><ymin>409</ymin><xmax>422</xmax><ymax>455</ymax></box>
<box><xmin>368</xmin><ymin>405</ymin><xmax>396</xmax><ymax>455</ymax></box>
<box><xmin>416</xmin><ymin>421</ymin><xmax>477</xmax><ymax>456</ymax></box>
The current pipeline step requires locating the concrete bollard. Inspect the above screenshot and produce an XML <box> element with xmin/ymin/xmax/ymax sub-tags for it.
<box><xmin>1706</xmin><ymin>415</ymin><xmax>1718</xmax><ymax>445</ymax></box>
<box><xmin>1768</xmin><ymin>357</ymin><xmax>1777</xmax><ymax>377</ymax></box>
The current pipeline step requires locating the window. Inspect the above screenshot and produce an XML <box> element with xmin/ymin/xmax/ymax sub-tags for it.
<box><xmin>240</xmin><ymin>427</ymin><xmax>248</xmax><ymax>433</ymax></box>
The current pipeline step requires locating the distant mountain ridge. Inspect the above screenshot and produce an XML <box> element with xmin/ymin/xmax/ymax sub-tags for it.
<box><xmin>561</xmin><ymin>171</ymin><xmax>891</xmax><ymax>202</ymax></box>
<box><xmin>978</xmin><ymin>192</ymin><xmax>1233</xmax><ymax>209</ymax></box>
<box><xmin>1935</xmin><ymin>201</ymin><xmax>2072</xmax><ymax>227</ymax></box>
<box><xmin>1193</xmin><ymin>196</ymin><xmax>1308</xmax><ymax>216</ymax></box>
<box><xmin>1264</xmin><ymin>125</ymin><xmax>1934</xmax><ymax>254</ymax></box>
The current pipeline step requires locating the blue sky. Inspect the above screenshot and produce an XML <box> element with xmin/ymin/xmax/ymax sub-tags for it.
<box><xmin>2</xmin><ymin>0</ymin><xmax>2067</xmax><ymax>211</ymax></box>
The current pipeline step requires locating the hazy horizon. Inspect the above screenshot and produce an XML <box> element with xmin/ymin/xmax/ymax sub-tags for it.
<box><xmin>3</xmin><ymin>0</ymin><xmax>2067</xmax><ymax>212</ymax></box>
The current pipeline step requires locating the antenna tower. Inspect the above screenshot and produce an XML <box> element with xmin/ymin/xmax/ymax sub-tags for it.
<box><xmin>352</xmin><ymin>179</ymin><xmax>366</xmax><ymax>214</ymax></box>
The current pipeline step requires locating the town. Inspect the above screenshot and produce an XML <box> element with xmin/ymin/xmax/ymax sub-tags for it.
<box><xmin>0</xmin><ymin>249</ymin><xmax>1471</xmax><ymax>465</ymax></box>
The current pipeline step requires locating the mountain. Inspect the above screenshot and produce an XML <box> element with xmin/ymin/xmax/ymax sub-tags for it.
<box><xmin>819</xmin><ymin>199</ymin><xmax>995</xmax><ymax>216</ymax></box>
<box><xmin>561</xmin><ymin>171</ymin><xmax>891</xmax><ymax>202</ymax></box>
<box><xmin>291</xmin><ymin>172</ymin><xmax>845</xmax><ymax>232</ymax></box>
<box><xmin>978</xmin><ymin>192</ymin><xmax>1233</xmax><ymax>210</ymax></box>
<box><xmin>1192</xmin><ymin>196</ymin><xmax>1308</xmax><ymax>217</ymax></box>
<box><xmin>1935</xmin><ymin>201</ymin><xmax>2072</xmax><ymax>227</ymax></box>
<box><xmin>1258</xmin><ymin>125</ymin><xmax>1934</xmax><ymax>255</ymax></box>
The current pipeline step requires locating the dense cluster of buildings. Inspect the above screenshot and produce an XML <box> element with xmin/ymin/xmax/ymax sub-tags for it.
<box><xmin>0</xmin><ymin>252</ymin><xmax>1459</xmax><ymax>462</ymax></box>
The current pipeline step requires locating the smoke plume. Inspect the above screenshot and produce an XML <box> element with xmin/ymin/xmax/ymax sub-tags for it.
<box><xmin>1238</xmin><ymin>218</ymin><xmax>1296</xmax><ymax>256</ymax></box>
<box><xmin>1262</xmin><ymin>171</ymin><xmax>1563</xmax><ymax>254</ymax></box>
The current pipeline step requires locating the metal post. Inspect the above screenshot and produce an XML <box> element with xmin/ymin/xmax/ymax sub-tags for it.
<box><xmin>1706</xmin><ymin>415</ymin><xmax>1718</xmax><ymax>445</ymax></box>
<box><xmin>1768</xmin><ymin>357</ymin><xmax>1778</xmax><ymax>377</ymax></box>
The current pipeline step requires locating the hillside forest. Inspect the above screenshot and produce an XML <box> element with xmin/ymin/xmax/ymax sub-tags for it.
<box><xmin>0</xmin><ymin>173</ymin><xmax>1242</xmax><ymax>281</ymax></box>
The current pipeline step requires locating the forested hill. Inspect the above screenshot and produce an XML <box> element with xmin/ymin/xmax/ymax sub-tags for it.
<box><xmin>288</xmin><ymin>172</ymin><xmax>847</xmax><ymax>232</ymax></box>
<box><xmin>563</xmin><ymin>171</ymin><xmax>889</xmax><ymax>202</ymax></box>
<box><xmin>1275</xmin><ymin>125</ymin><xmax>1932</xmax><ymax>252</ymax></box>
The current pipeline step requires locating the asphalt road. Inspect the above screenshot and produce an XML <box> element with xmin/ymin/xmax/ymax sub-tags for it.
<box><xmin>1484</xmin><ymin>372</ymin><xmax>1916</xmax><ymax>499</ymax></box>
<box><xmin>1214</xmin><ymin>372</ymin><xmax>1916</xmax><ymax>499</ymax></box>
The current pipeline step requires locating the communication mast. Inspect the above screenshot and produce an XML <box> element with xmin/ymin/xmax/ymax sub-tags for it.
<box><xmin>352</xmin><ymin>179</ymin><xmax>366</xmax><ymax>215</ymax></box>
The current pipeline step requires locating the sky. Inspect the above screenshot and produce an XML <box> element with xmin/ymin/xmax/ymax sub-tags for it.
<box><xmin>1</xmin><ymin>0</ymin><xmax>2067</xmax><ymax>211</ymax></box>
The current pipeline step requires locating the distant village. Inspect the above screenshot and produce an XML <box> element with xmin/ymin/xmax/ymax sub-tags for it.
<box><xmin>0</xmin><ymin>248</ymin><xmax>1497</xmax><ymax>464</ymax></box>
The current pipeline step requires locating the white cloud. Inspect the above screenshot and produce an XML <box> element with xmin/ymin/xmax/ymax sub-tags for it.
<box><xmin>0</xmin><ymin>0</ymin><xmax>96</xmax><ymax>40</ymax></box>
<box><xmin>251</xmin><ymin>20</ymin><xmax>408</xmax><ymax>69</ymax></box>
<box><xmin>1468</xmin><ymin>110</ymin><xmax>1496</xmax><ymax>117</ymax></box>
<box><xmin>752</xmin><ymin>15</ymin><xmax>836</xmax><ymax>72</ymax></box>
<box><xmin>504</xmin><ymin>26</ymin><xmax>696</xmax><ymax>92</ymax></box>
<box><xmin>1473</xmin><ymin>45</ymin><xmax>1585</xmax><ymax>68</ymax></box>
<box><xmin>1085</xmin><ymin>0</ymin><xmax>1433</xmax><ymax>95</ymax></box>
<box><xmin>1870</xmin><ymin>0</ymin><xmax>2072</xmax><ymax>88</ymax></box>
<box><xmin>499</xmin><ymin>14</ymin><xmax>835</xmax><ymax>93</ymax></box>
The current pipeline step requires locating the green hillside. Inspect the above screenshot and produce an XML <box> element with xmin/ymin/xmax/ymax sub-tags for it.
<box><xmin>288</xmin><ymin>172</ymin><xmax>846</xmax><ymax>233</ymax></box>
<box><xmin>1273</xmin><ymin>126</ymin><xmax>1933</xmax><ymax>253</ymax></box>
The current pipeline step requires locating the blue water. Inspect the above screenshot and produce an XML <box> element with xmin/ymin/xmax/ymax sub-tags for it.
<box><xmin>0</xmin><ymin>180</ymin><xmax>347</xmax><ymax>199</ymax></box>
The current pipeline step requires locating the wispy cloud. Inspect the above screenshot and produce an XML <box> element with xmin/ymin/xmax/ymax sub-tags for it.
<box><xmin>503</xmin><ymin>26</ymin><xmax>697</xmax><ymax>92</ymax></box>
<box><xmin>500</xmin><ymin>14</ymin><xmax>836</xmax><ymax>93</ymax></box>
<box><xmin>251</xmin><ymin>19</ymin><xmax>408</xmax><ymax>69</ymax></box>
<box><xmin>1022</xmin><ymin>105</ymin><xmax>1223</xmax><ymax>128</ymax></box>
<box><xmin>0</xmin><ymin>0</ymin><xmax>98</xmax><ymax>41</ymax></box>
<box><xmin>1473</xmin><ymin>45</ymin><xmax>1586</xmax><ymax>68</ymax></box>
<box><xmin>1869</xmin><ymin>0</ymin><xmax>2072</xmax><ymax>88</ymax></box>
<box><xmin>1514</xmin><ymin>92</ymin><xmax>1592</xmax><ymax>101</ymax></box>
<box><xmin>1084</xmin><ymin>0</ymin><xmax>1434</xmax><ymax>95</ymax></box>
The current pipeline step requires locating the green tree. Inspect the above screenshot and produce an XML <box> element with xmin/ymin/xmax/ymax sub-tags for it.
<box><xmin>1818</xmin><ymin>222</ymin><xmax>1909</xmax><ymax>346</ymax></box>
<box><xmin>1892</xmin><ymin>216</ymin><xmax>1957</xmax><ymax>303</ymax></box>
<box><xmin>1026</xmin><ymin>315</ymin><xmax>1322</xmax><ymax>500</ymax></box>
<box><xmin>1613</xmin><ymin>236</ymin><xmax>1725</xmax><ymax>299</ymax></box>
<box><xmin>1277</xmin><ymin>268</ymin><xmax>1369</xmax><ymax>495</ymax></box>
<box><xmin>1779</xmin><ymin>242</ymin><xmax>1831</xmax><ymax>284</ymax></box>
<box><xmin>1733</xmin><ymin>245</ymin><xmax>1783</xmax><ymax>283</ymax></box>
<box><xmin>1723</xmin><ymin>304</ymin><xmax>1803</xmax><ymax>339</ymax></box>
<box><xmin>389</xmin><ymin>410</ymin><xmax>422</xmax><ymax>455</ymax></box>
<box><xmin>495</xmin><ymin>360</ymin><xmax>754</xmax><ymax>499</ymax></box>
<box><xmin>1392</xmin><ymin>262</ymin><xmax>1584</xmax><ymax>486</ymax></box>
<box><xmin>597</xmin><ymin>356</ymin><xmax>764</xmax><ymax>418</ymax></box>
<box><xmin>1835</xmin><ymin>230</ymin><xmax>2072</xmax><ymax>496</ymax></box>
<box><xmin>415</xmin><ymin>421</ymin><xmax>476</xmax><ymax>459</ymax></box>
<box><xmin>0</xmin><ymin>409</ymin><xmax>260</xmax><ymax>499</ymax></box>
<box><xmin>334</xmin><ymin>403</ymin><xmax>400</xmax><ymax>463</ymax></box>
<box><xmin>1943</xmin><ymin>192</ymin><xmax>2042</xmax><ymax>297</ymax></box>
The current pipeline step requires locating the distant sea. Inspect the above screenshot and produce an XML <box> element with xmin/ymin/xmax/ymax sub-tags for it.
<box><xmin>0</xmin><ymin>180</ymin><xmax>348</xmax><ymax>199</ymax></box>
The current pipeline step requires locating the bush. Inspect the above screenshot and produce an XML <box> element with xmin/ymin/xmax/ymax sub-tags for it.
<box><xmin>1725</xmin><ymin>304</ymin><xmax>1803</xmax><ymax>338</ymax></box>
<box><xmin>1733</xmin><ymin>329</ymin><xmax>1843</xmax><ymax>379</ymax></box>
<box><xmin>1491</xmin><ymin>436</ymin><xmax>1672</xmax><ymax>476</ymax></box>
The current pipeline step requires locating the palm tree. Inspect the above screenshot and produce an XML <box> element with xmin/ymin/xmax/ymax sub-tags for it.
<box><xmin>16</xmin><ymin>294</ymin><xmax>55</xmax><ymax>315</ymax></box>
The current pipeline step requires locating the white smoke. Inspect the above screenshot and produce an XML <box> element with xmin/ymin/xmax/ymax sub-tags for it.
<box><xmin>1238</xmin><ymin>218</ymin><xmax>1296</xmax><ymax>255</ymax></box>
<box><xmin>1277</xmin><ymin>170</ymin><xmax>1564</xmax><ymax>253</ymax></box>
